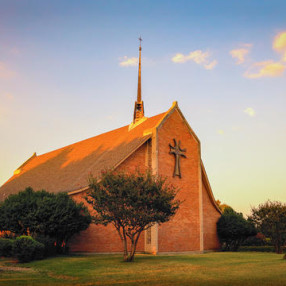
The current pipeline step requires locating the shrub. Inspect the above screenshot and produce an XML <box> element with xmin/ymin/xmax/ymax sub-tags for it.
<box><xmin>0</xmin><ymin>187</ymin><xmax>91</xmax><ymax>253</ymax></box>
<box><xmin>0</xmin><ymin>238</ymin><xmax>14</xmax><ymax>257</ymax></box>
<box><xmin>217</xmin><ymin>208</ymin><xmax>257</xmax><ymax>251</ymax></box>
<box><xmin>13</xmin><ymin>236</ymin><xmax>45</xmax><ymax>262</ymax></box>
<box><xmin>34</xmin><ymin>235</ymin><xmax>57</xmax><ymax>257</ymax></box>
<box><xmin>239</xmin><ymin>245</ymin><xmax>286</xmax><ymax>253</ymax></box>
<box><xmin>242</xmin><ymin>233</ymin><xmax>267</xmax><ymax>246</ymax></box>
<box><xmin>250</xmin><ymin>201</ymin><xmax>286</xmax><ymax>254</ymax></box>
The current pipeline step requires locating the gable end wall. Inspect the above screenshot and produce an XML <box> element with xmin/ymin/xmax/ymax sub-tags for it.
<box><xmin>157</xmin><ymin>109</ymin><xmax>201</xmax><ymax>252</ymax></box>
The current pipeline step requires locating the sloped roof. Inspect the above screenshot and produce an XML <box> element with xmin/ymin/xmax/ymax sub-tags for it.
<box><xmin>0</xmin><ymin>112</ymin><xmax>166</xmax><ymax>201</ymax></box>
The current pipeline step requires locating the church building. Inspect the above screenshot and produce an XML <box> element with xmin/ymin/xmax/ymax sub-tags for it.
<box><xmin>0</xmin><ymin>41</ymin><xmax>221</xmax><ymax>254</ymax></box>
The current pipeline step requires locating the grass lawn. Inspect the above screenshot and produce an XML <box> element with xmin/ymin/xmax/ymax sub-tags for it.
<box><xmin>0</xmin><ymin>252</ymin><xmax>286</xmax><ymax>285</ymax></box>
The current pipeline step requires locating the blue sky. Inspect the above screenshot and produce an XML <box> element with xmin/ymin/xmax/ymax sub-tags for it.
<box><xmin>1</xmin><ymin>0</ymin><xmax>286</xmax><ymax>215</ymax></box>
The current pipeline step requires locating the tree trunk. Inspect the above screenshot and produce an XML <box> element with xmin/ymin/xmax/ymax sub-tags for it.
<box><xmin>127</xmin><ymin>231</ymin><xmax>142</xmax><ymax>262</ymax></box>
<box><xmin>275</xmin><ymin>242</ymin><xmax>282</xmax><ymax>254</ymax></box>
<box><xmin>275</xmin><ymin>226</ymin><xmax>282</xmax><ymax>254</ymax></box>
<box><xmin>122</xmin><ymin>231</ymin><xmax>129</xmax><ymax>262</ymax></box>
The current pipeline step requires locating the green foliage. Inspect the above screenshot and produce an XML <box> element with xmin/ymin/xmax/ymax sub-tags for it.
<box><xmin>87</xmin><ymin>170</ymin><xmax>180</xmax><ymax>262</ymax></box>
<box><xmin>216</xmin><ymin>200</ymin><xmax>234</xmax><ymax>213</ymax></box>
<box><xmin>0</xmin><ymin>187</ymin><xmax>51</xmax><ymax>235</ymax></box>
<box><xmin>0</xmin><ymin>187</ymin><xmax>92</xmax><ymax>254</ymax></box>
<box><xmin>217</xmin><ymin>208</ymin><xmax>257</xmax><ymax>251</ymax></box>
<box><xmin>34</xmin><ymin>235</ymin><xmax>57</xmax><ymax>257</ymax></box>
<box><xmin>250</xmin><ymin>200</ymin><xmax>286</xmax><ymax>254</ymax></box>
<box><xmin>239</xmin><ymin>245</ymin><xmax>286</xmax><ymax>253</ymax></box>
<box><xmin>0</xmin><ymin>238</ymin><xmax>14</xmax><ymax>257</ymax></box>
<box><xmin>33</xmin><ymin>192</ymin><xmax>92</xmax><ymax>253</ymax></box>
<box><xmin>242</xmin><ymin>233</ymin><xmax>269</xmax><ymax>246</ymax></box>
<box><xmin>13</xmin><ymin>236</ymin><xmax>45</xmax><ymax>263</ymax></box>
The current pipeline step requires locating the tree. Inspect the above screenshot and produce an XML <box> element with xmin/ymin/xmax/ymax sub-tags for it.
<box><xmin>86</xmin><ymin>170</ymin><xmax>180</xmax><ymax>262</ymax></box>
<box><xmin>250</xmin><ymin>200</ymin><xmax>286</xmax><ymax>254</ymax></box>
<box><xmin>216</xmin><ymin>200</ymin><xmax>233</xmax><ymax>213</ymax></box>
<box><xmin>0</xmin><ymin>187</ymin><xmax>91</xmax><ymax>253</ymax></box>
<box><xmin>217</xmin><ymin>208</ymin><xmax>257</xmax><ymax>251</ymax></box>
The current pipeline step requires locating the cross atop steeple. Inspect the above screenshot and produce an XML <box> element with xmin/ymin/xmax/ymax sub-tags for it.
<box><xmin>139</xmin><ymin>36</ymin><xmax>142</xmax><ymax>48</ymax></box>
<box><xmin>133</xmin><ymin>36</ymin><xmax>144</xmax><ymax>123</ymax></box>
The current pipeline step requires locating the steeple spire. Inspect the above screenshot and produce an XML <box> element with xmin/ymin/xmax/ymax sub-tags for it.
<box><xmin>133</xmin><ymin>36</ymin><xmax>144</xmax><ymax>123</ymax></box>
<box><xmin>137</xmin><ymin>36</ymin><xmax>142</xmax><ymax>102</ymax></box>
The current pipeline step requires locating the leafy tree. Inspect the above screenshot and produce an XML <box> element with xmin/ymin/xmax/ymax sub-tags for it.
<box><xmin>87</xmin><ymin>170</ymin><xmax>180</xmax><ymax>262</ymax></box>
<box><xmin>0</xmin><ymin>187</ymin><xmax>51</xmax><ymax>235</ymax></box>
<box><xmin>216</xmin><ymin>200</ymin><xmax>233</xmax><ymax>213</ymax></box>
<box><xmin>0</xmin><ymin>187</ymin><xmax>91</xmax><ymax>253</ymax></box>
<box><xmin>250</xmin><ymin>201</ymin><xmax>286</xmax><ymax>254</ymax></box>
<box><xmin>217</xmin><ymin>208</ymin><xmax>257</xmax><ymax>251</ymax></box>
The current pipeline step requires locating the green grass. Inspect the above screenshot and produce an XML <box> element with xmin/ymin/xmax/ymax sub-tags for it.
<box><xmin>1</xmin><ymin>252</ymin><xmax>286</xmax><ymax>285</ymax></box>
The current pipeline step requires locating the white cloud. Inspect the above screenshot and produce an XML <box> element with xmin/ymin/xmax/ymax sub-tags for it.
<box><xmin>204</xmin><ymin>60</ymin><xmax>218</xmax><ymax>70</ymax></box>
<box><xmin>230</xmin><ymin>44</ymin><xmax>252</xmax><ymax>64</ymax></box>
<box><xmin>172</xmin><ymin>53</ymin><xmax>185</xmax><ymax>63</ymax></box>
<box><xmin>244</xmin><ymin>60</ymin><xmax>285</xmax><ymax>79</ymax></box>
<box><xmin>171</xmin><ymin>50</ymin><xmax>217</xmax><ymax>70</ymax></box>
<box><xmin>273</xmin><ymin>31</ymin><xmax>286</xmax><ymax>52</ymax></box>
<box><xmin>273</xmin><ymin>31</ymin><xmax>286</xmax><ymax>62</ymax></box>
<box><xmin>244</xmin><ymin>107</ymin><xmax>256</xmax><ymax>117</ymax></box>
<box><xmin>119</xmin><ymin>56</ymin><xmax>138</xmax><ymax>67</ymax></box>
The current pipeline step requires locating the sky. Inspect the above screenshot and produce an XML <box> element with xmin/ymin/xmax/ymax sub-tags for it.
<box><xmin>0</xmin><ymin>0</ymin><xmax>286</xmax><ymax>216</ymax></box>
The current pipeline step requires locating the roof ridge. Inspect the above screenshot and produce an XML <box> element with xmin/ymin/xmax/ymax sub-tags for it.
<box><xmin>34</xmin><ymin>112</ymin><xmax>166</xmax><ymax>159</ymax></box>
<box><xmin>14</xmin><ymin>152</ymin><xmax>37</xmax><ymax>175</ymax></box>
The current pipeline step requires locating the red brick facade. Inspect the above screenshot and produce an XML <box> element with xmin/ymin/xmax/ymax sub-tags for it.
<box><xmin>69</xmin><ymin>144</ymin><xmax>148</xmax><ymax>253</ymax></box>
<box><xmin>69</xmin><ymin>103</ymin><xmax>221</xmax><ymax>253</ymax></box>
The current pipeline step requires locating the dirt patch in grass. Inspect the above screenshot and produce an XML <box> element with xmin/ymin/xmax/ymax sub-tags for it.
<box><xmin>0</xmin><ymin>266</ymin><xmax>35</xmax><ymax>272</ymax></box>
<box><xmin>47</xmin><ymin>271</ymin><xmax>79</xmax><ymax>281</ymax></box>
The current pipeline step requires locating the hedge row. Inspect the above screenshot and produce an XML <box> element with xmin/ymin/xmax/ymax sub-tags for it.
<box><xmin>0</xmin><ymin>236</ymin><xmax>47</xmax><ymax>262</ymax></box>
<box><xmin>239</xmin><ymin>246</ymin><xmax>286</xmax><ymax>253</ymax></box>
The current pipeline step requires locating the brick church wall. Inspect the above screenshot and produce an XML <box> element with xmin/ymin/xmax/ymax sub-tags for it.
<box><xmin>68</xmin><ymin>108</ymin><xmax>220</xmax><ymax>253</ymax></box>
<box><xmin>69</xmin><ymin>144</ymin><xmax>147</xmax><ymax>252</ymax></box>
<box><xmin>202</xmin><ymin>179</ymin><xmax>221</xmax><ymax>250</ymax></box>
<box><xmin>157</xmin><ymin>109</ymin><xmax>201</xmax><ymax>252</ymax></box>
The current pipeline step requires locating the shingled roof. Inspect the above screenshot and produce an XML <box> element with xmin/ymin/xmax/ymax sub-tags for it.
<box><xmin>0</xmin><ymin>112</ymin><xmax>166</xmax><ymax>201</ymax></box>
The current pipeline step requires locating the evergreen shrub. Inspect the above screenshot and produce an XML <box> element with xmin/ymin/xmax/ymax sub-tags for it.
<box><xmin>13</xmin><ymin>236</ymin><xmax>45</xmax><ymax>262</ymax></box>
<box><xmin>239</xmin><ymin>245</ymin><xmax>286</xmax><ymax>253</ymax></box>
<box><xmin>0</xmin><ymin>238</ymin><xmax>14</xmax><ymax>257</ymax></box>
<box><xmin>35</xmin><ymin>235</ymin><xmax>57</xmax><ymax>257</ymax></box>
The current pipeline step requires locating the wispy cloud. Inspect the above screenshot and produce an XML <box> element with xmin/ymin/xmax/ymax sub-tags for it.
<box><xmin>119</xmin><ymin>56</ymin><xmax>138</xmax><ymax>67</ymax></box>
<box><xmin>172</xmin><ymin>50</ymin><xmax>217</xmax><ymax>70</ymax></box>
<box><xmin>0</xmin><ymin>62</ymin><xmax>15</xmax><ymax>79</ymax></box>
<box><xmin>230</xmin><ymin>44</ymin><xmax>252</xmax><ymax>64</ymax></box>
<box><xmin>204</xmin><ymin>60</ymin><xmax>218</xmax><ymax>70</ymax></box>
<box><xmin>244</xmin><ymin>107</ymin><xmax>256</xmax><ymax>117</ymax></box>
<box><xmin>273</xmin><ymin>31</ymin><xmax>286</xmax><ymax>62</ymax></box>
<box><xmin>244</xmin><ymin>60</ymin><xmax>285</xmax><ymax>79</ymax></box>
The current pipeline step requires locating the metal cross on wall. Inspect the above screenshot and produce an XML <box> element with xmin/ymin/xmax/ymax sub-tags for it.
<box><xmin>169</xmin><ymin>138</ymin><xmax>187</xmax><ymax>178</ymax></box>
